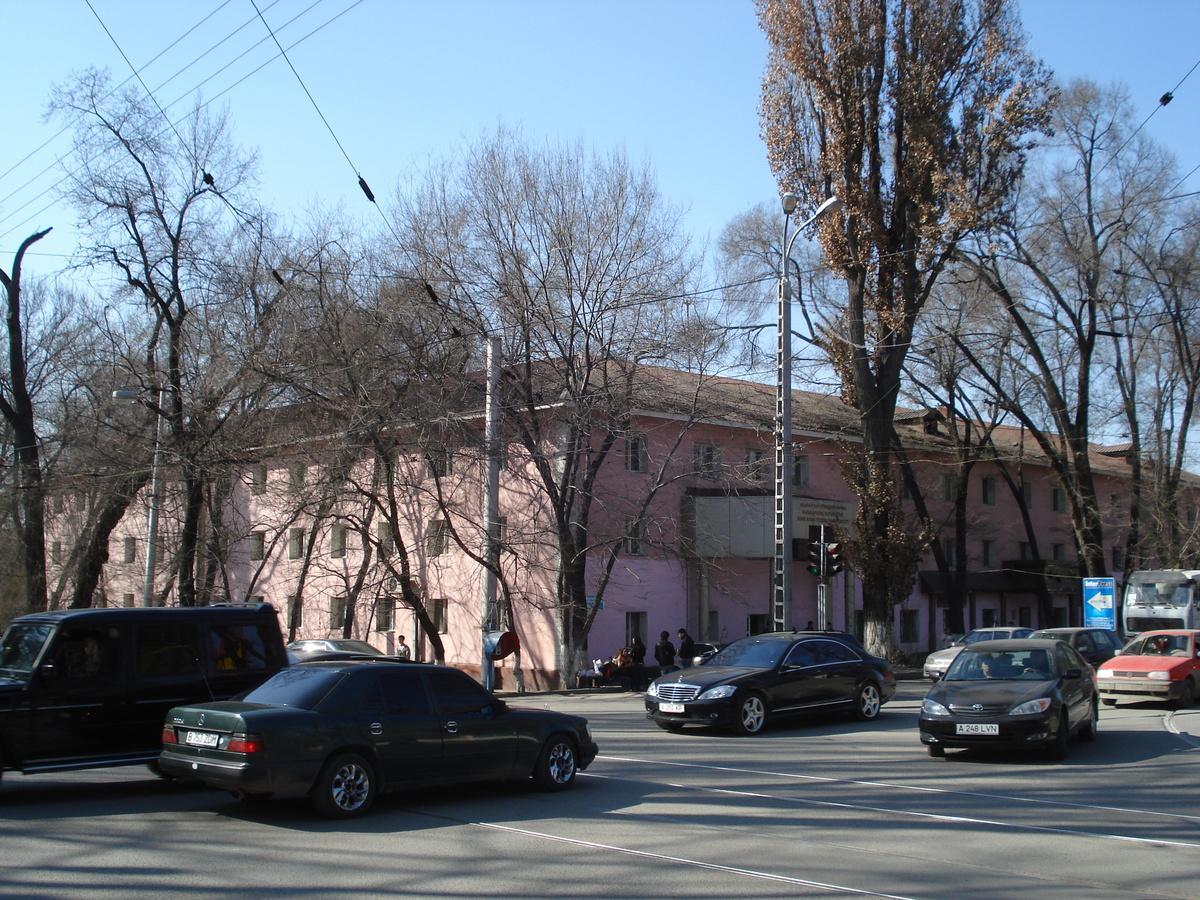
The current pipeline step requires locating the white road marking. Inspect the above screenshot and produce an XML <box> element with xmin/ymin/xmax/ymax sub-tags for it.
<box><xmin>472</xmin><ymin>821</ymin><xmax>928</xmax><ymax>900</ymax></box>
<box><xmin>596</xmin><ymin>754</ymin><xmax>1200</xmax><ymax>825</ymax></box>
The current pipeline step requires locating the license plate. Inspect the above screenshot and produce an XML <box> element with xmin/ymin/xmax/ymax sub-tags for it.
<box><xmin>955</xmin><ymin>723</ymin><xmax>999</xmax><ymax>735</ymax></box>
<box><xmin>659</xmin><ymin>702</ymin><xmax>685</xmax><ymax>714</ymax></box>
<box><xmin>185</xmin><ymin>730</ymin><xmax>220</xmax><ymax>748</ymax></box>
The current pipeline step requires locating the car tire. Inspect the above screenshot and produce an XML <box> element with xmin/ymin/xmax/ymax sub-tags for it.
<box><xmin>732</xmin><ymin>693</ymin><xmax>767</xmax><ymax>735</ymax></box>
<box><xmin>852</xmin><ymin>681</ymin><xmax>882</xmax><ymax>721</ymax></box>
<box><xmin>311</xmin><ymin>752</ymin><xmax>376</xmax><ymax>819</ymax></box>
<box><xmin>532</xmin><ymin>734</ymin><xmax>578</xmax><ymax>791</ymax></box>
<box><xmin>928</xmin><ymin>744</ymin><xmax>945</xmax><ymax>758</ymax></box>
<box><xmin>1047</xmin><ymin>712</ymin><xmax>1070</xmax><ymax>761</ymax></box>
<box><xmin>1172</xmin><ymin>677</ymin><xmax>1196</xmax><ymax>710</ymax></box>
<box><xmin>1078</xmin><ymin>696</ymin><xmax>1098</xmax><ymax>742</ymax></box>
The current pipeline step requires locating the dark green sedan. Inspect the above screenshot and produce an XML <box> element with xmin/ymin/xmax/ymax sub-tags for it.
<box><xmin>159</xmin><ymin>659</ymin><xmax>597</xmax><ymax>818</ymax></box>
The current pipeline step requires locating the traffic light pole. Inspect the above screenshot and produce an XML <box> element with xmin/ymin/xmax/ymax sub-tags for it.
<box><xmin>816</xmin><ymin>524</ymin><xmax>828</xmax><ymax>629</ymax></box>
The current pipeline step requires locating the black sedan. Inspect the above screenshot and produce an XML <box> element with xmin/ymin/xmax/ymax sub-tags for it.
<box><xmin>644</xmin><ymin>631</ymin><xmax>896</xmax><ymax>735</ymax></box>
<box><xmin>159</xmin><ymin>659</ymin><xmax>598</xmax><ymax>818</ymax></box>
<box><xmin>1028</xmin><ymin>627</ymin><xmax>1124</xmax><ymax>667</ymax></box>
<box><xmin>285</xmin><ymin>639</ymin><xmax>384</xmax><ymax>660</ymax></box>
<box><xmin>919</xmin><ymin>639</ymin><xmax>1098</xmax><ymax>760</ymax></box>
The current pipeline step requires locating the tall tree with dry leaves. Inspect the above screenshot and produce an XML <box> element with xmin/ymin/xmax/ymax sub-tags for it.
<box><xmin>757</xmin><ymin>0</ymin><xmax>1053</xmax><ymax>655</ymax></box>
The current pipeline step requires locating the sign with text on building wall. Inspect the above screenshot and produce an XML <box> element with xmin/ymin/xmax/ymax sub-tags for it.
<box><xmin>1082</xmin><ymin>577</ymin><xmax>1116</xmax><ymax>630</ymax></box>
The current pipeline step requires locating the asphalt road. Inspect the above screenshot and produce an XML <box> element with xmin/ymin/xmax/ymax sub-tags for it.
<box><xmin>2</xmin><ymin>680</ymin><xmax>1199</xmax><ymax>900</ymax></box>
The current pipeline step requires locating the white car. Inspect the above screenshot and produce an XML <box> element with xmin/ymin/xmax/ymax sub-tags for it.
<box><xmin>922</xmin><ymin>627</ymin><xmax>1034</xmax><ymax>679</ymax></box>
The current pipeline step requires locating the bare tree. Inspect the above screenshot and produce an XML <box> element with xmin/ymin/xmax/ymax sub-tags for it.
<box><xmin>955</xmin><ymin>81</ymin><xmax>1186</xmax><ymax>583</ymax></box>
<box><xmin>757</xmin><ymin>0</ymin><xmax>1053</xmax><ymax>655</ymax></box>
<box><xmin>50</xmin><ymin>69</ymin><xmax>280</xmax><ymax>606</ymax></box>
<box><xmin>396</xmin><ymin>127</ymin><xmax>720</xmax><ymax>684</ymax></box>
<box><xmin>1</xmin><ymin>230</ymin><xmax>52</xmax><ymax>612</ymax></box>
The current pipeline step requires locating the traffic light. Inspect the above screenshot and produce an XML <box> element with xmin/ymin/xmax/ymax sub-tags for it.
<box><xmin>826</xmin><ymin>542</ymin><xmax>844</xmax><ymax>575</ymax></box>
<box><xmin>806</xmin><ymin>541</ymin><xmax>823</xmax><ymax>576</ymax></box>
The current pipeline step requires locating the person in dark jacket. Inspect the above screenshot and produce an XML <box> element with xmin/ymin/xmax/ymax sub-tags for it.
<box><xmin>677</xmin><ymin>628</ymin><xmax>696</xmax><ymax>667</ymax></box>
<box><xmin>654</xmin><ymin>631</ymin><xmax>676</xmax><ymax>672</ymax></box>
<box><xmin>630</xmin><ymin>636</ymin><xmax>648</xmax><ymax>689</ymax></box>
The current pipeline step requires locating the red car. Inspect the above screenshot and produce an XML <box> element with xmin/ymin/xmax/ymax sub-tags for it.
<box><xmin>1096</xmin><ymin>630</ymin><xmax>1200</xmax><ymax>709</ymax></box>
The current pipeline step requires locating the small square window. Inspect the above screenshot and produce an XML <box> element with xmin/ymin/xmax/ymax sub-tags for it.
<box><xmin>289</xmin><ymin>463</ymin><xmax>306</xmax><ymax>493</ymax></box>
<box><xmin>745</xmin><ymin>448</ymin><xmax>767</xmax><ymax>483</ymax></box>
<box><xmin>981</xmin><ymin>539</ymin><xmax>996</xmax><ymax>567</ymax></box>
<box><xmin>432</xmin><ymin>597</ymin><xmax>449</xmax><ymax>634</ymax></box>
<box><xmin>288</xmin><ymin>528</ymin><xmax>305</xmax><ymax>560</ymax></box>
<box><xmin>377</xmin><ymin>522</ymin><xmax>394</xmax><ymax>557</ymax></box>
<box><xmin>625</xmin><ymin>437</ymin><xmax>647</xmax><ymax>473</ymax></box>
<box><xmin>376</xmin><ymin>596</ymin><xmax>394</xmax><ymax>632</ymax></box>
<box><xmin>123</xmin><ymin>537</ymin><xmax>136</xmax><ymax>564</ymax></box>
<box><xmin>694</xmin><ymin>443</ymin><xmax>720</xmax><ymax>479</ymax></box>
<box><xmin>940</xmin><ymin>474</ymin><xmax>959</xmax><ymax>501</ymax></box>
<box><xmin>427</xmin><ymin>445</ymin><xmax>452</xmax><ymax>479</ymax></box>
<box><xmin>330</xmin><ymin>596</ymin><xmax>347</xmax><ymax>629</ymax></box>
<box><xmin>250</xmin><ymin>465</ymin><xmax>267</xmax><ymax>495</ymax></box>
<box><xmin>330</xmin><ymin>525</ymin><xmax>347</xmax><ymax>559</ymax></box>
<box><xmin>625</xmin><ymin>517</ymin><xmax>646</xmax><ymax>556</ymax></box>
<box><xmin>249</xmin><ymin>531</ymin><xmax>265</xmax><ymax>562</ymax></box>
<box><xmin>1051</xmin><ymin>486</ymin><xmax>1065</xmax><ymax>513</ymax></box>
<box><xmin>427</xmin><ymin>520</ymin><xmax>449</xmax><ymax>557</ymax></box>
<box><xmin>792</xmin><ymin>455</ymin><xmax>810</xmax><ymax>488</ymax></box>
<box><xmin>981</xmin><ymin>476</ymin><xmax>996</xmax><ymax>506</ymax></box>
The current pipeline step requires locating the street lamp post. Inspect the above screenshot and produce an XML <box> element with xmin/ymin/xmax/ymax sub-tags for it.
<box><xmin>773</xmin><ymin>194</ymin><xmax>842</xmax><ymax>633</ymax></box>
<box><xmin>114</xmin><ymin>385</ymin><xmax>167</xmax><ymax>606</ymax></box>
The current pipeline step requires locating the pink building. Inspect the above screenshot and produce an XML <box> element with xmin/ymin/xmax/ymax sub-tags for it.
<box><xmin>78</xmin><ymin>365</ymin><xmax>1174</xmax><ymax>688</ymax></box>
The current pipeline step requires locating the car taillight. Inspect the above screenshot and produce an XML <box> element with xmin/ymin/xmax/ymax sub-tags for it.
<box><xmin>162</xmin><ymin>724</ymin><xmax>178</xmax><ymax>745</ymax></box>
<box><xmin>226</xmin><ymin>734</ymin><xmax>264</xmax><ymax>754</ymax></box>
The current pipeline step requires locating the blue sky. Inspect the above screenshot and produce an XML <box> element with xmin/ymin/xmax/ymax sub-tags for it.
<box><xmin>2</xmin><ymin>0</ymin><xmax>1198</xmax><ymax>283</ymax></box>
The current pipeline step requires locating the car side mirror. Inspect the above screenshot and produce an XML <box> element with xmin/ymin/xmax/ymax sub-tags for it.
<box><xmin>1064</xmin><ymin>668</ymin><xmax>1082</xmax><ymax>680</ymax></box>
<box><xmin>931</xmin><ymin>672</ymin><xmax>942</xmax><ymax>682</ymax></box>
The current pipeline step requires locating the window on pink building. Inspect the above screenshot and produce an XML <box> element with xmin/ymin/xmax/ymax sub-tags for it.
<box><xmin>625</xmin><ymin>437</ymin><xmax>647</xmax><ymax>472</ymax></box>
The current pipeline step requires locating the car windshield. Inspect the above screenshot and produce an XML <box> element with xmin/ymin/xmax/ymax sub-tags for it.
<box><xmin>1123</xmin><ymin>634</ymin><xmax>1193</xmax><ymax>657</ymax></box>
<box><xmin>946</xmin><ymin>648</ymin><xmax>1056</xmax><ymax>681</ymax></box>
<box><xmin>709</xmin><ymin>639</ymin><xmax>788</xmax><ymax>669</ymax></box>
<box><xmin>0</xmin><ymin>623</ymin><xmax>54</xmax><ymax>673</ymax></box>
<box><xmin>238</xmin><ymin>666</ymin><xmax>346</xmax><ymax>708</ymax></box>
<box><xmin>1125</xmin><ymin>579</ymin><xmax>1192</xmax><ymax>608</ymax></box>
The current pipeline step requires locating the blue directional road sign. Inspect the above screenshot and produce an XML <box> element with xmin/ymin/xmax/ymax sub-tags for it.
<box><xmin>1082</xmin><ymin>577</ymin><xmax>1116</xmax><ymax>630</ymax></box>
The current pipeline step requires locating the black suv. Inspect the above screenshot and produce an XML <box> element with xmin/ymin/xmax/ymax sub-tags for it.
<box><xmin>0</xmin><ymin>603</ymin><xmax>287</xmax><ymax>781</ymax></box>
<box><xmin>645</xmin><ymin>631</ymin><xmax>896</xmax><ymax>734</ymax></box>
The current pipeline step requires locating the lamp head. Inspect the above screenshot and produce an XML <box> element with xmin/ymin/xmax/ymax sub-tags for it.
<box><xmin>781</xmin><ymin>192</ymin><xmax>799</xmax><ymax>216</ymax></box>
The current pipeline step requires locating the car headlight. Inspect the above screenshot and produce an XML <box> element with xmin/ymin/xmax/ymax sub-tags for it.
<box><xmin>922</xmin><ymin>698</ymin><xmax>950</xmax><ymax>716</ymax></box>
<box><xmin>1148</xmin><ymin>671</ymin><xmax>1170</xmax><ymax>681</ymax></box>
<box><xmin>645</xmin><ymin>682</ymin><xmax>660</xmax><ymax>698</ymax></box>
<box><xmin>1009</xmin><ymin>698</ymin><xmax>1053</xmax><ymax>716</ymax></box>
<box><xmin>1097</xmin><ymin>669</ymin><xmax>1114</xmax><ymax>678</ymax></box>
<box><xmin>698</xmin><ymin>685</ymin><xmax>737</xmax><ymax>700</ymax></box>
